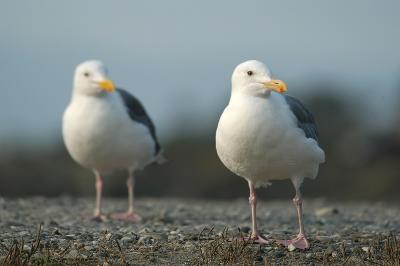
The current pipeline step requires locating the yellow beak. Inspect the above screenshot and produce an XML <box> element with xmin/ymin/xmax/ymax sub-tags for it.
<box><xmin>99</xmin><ymin>79</ymin><xmax>116</xmax><ymax>92</ymax></box>
<box><xmin>263</xmin><ymin>79</ymin><xmax>288</xmax><ymax>93</ymax></box>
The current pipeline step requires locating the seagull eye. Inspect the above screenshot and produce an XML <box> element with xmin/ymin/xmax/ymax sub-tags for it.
<box><xmin>247</xmin><ymin>71</ymin><xmax>253</xmax><ymax>76</ymax></box>
<box><xmin>83</xmin><ymin>72</ymin><xmax>90</xmax><ymax>77</ymax></box>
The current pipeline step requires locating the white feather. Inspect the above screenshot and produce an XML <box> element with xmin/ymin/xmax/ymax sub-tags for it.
<box><xmin>63</xmin><ymin>92</ymin><xmax>155</xmax><ymax>173</ymax></box>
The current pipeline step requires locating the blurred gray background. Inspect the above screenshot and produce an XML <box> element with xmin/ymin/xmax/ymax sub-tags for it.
<box><xmin>1</xmin><ymin>1</ymin><xmax>399</xmax><ymax>200</ymax></box>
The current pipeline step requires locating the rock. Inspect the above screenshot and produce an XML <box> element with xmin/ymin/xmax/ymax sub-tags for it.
<box><xmin>264</xmin><ymin>246</ymin><xmax>273</xmax><ymax>252</ymax></box>
<box><xmin>274</xmin><ymin>251</ymin><xmax>285</xmax><ymax>258</ymax></box>
<box><xmin>138</xmin><ymin>236</ymin><xmax>152</xmax><ymax>245</ymax></box>
<box><xmin>239</xmin><ymin>226</ymin><xmax>251</xmax><ymax>234</ymax></box>
<box><xmin>315</xmin><ymin>207</ymin><xmax>339</xmax><ymax>217</ymax></box>
<box><xmin>105</xmin><ymin>233</ymin><xmax>112</xmax><ymax>240</ymax></box>
<box><xmin>326</xmin><ymin>245</ymin><xmax>334</xmax><ymax>255</ymax></box>
<box><xmin>168</xmin><ymin>235</ymin><xmax>178</xmax><ymax>241</ymax></box>
<box><xmin>18</xmin><ymin>231</ymin><xmax>29</xmax><ymax>237</ymax></box>
<box><xmin>120</xmin><ymin>236</ymin><xmax>133</xmax><ymax>246</ymax></box>
<box><xmin>362</xmin><ymin>246</ymin><xmax>370</xmax><ymax>253</ymax></box>
<box><xmin>84</xmin><ymin>245</ymin><xmax>95</xmax><ymax>251</ymax></box>
<box><xmin>65</xmin><ymin>249</ymin><xmax>79</xmax><ymax>258</ymax></box>
<box><xmin>315</xmin><ymin>235</ymin><xmax>330</xmax><ymax>241</ymax></box>
<box><xmin>5</xmin><ymin>221</ymin><xmax>24</xmax><ymax>227</ymax></box>
<box><xmin>138</xmin><ymin>228</ymin><xmax>150</xmax><ymax>234</ymax></box>
<box><xmin>113</xmin><ymin>233</ymin><xmax>122</xmax><ymax>240</ymax></box>
<box><xmin>184</xmin><ymin>242</ymin><xmax>194</xmax><ymax>249</ymax></box>
<box><xmin>169</xmin><ymin>230</ymin><xmax>179</xmax><ymax>235</ymax></box>
<box><xmin>64</xmin><ymin>234</ymin><xmax>75</xmax><ymax>240</ymax></box>
<box><xmin>73</xmin><ymin>241</ymin><xmax>85</xmax><ymax>249</ymax></box>
<box><xmin>288</xmin><ymin>244</ymin><xmax>296</xmax><ymax>252</ymax></box>
<box><xmin>52</xmin><ymin>229</ymin><xmax>62</xmax><ymax>236</ymax></box>
<box><xmin>151</xmin><ymin>233</ymin><xmax>168</xmax><ymax>241</ymax></box>
<box><xmin>255</xmin><ymin>255</ymin><xmax>263</xmax><ymax>262</ymax></box>
<box><xmin>48</xmin><ymin>220</ymin><xmax>59</xmax><ymax>227</ymax></box>
<box><xmin>58</xmin><ymin>239</ymin><xmax>68</xmax><ymax>248</ymax></box>
<box><xmin>155</xmin><ymin>210</ymin><xmax>174</xmax><ymax>223</ymax></box>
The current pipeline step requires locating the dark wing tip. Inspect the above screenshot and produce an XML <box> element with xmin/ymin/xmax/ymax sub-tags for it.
<box><xmin>284</xmin><ymin>95</ymin><xmax>320</xmax><ymax>143</ymax></box>
<box><xmin>117</xmin><ymin>88</ymin><xmax>161</xmax><ymax>155</ymax></box>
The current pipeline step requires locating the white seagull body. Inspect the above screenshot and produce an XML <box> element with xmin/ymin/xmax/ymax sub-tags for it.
<box><xmin>217</xmin><ymin>91</ymin><xmax>324</xmax><ymax>186</ymax></box>
<box><xmin>64</xmin><ymin>91</ymin><xmax>155</xmax><ymax>173</ymax></box>
<box><xmin>63</xmin><ymin>60</ymin><xmax>161</xmax><ymax>222</ymax></box>
<box><xmin>216</xmin><ymin>60</ymin><xmax>325</xmax><ymax>249</ymax></box>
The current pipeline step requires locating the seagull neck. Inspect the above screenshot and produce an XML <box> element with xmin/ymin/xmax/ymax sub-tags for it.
<box><xmin>72</xmin><ymin>89</ymin><xmax>108</xmax><ymax>100</ymax></box>
<box><xmin>231</xmin><ymin>87</ymin><xmax>271</xmax><ymax>100</ymax></box>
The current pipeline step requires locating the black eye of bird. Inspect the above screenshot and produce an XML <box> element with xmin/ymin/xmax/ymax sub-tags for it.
<box><xmin>84</xmin><ymin>72</ymin><xmax>90</xmax><ymax>77</ymax></box>
<box><xmin>247</xmin><ymin>71</ymin><xmax>253</xmax><ymax>76</ymax></box>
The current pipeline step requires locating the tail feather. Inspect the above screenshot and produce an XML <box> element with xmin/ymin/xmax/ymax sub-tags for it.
<box><xmin>154</xmin><ymin>150</ymin><xmax>167</xmax><ymax>164</ymax></box>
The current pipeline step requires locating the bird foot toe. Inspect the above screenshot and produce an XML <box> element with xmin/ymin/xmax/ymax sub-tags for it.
<box><xmin>242</xmin><ymin>234</ymin><xmax>271</xmax><ymax>244</ymax></box>
<box><xmin>276</xmin><ymin>235</ymin><xmax>310</xmax><ymax>250</ymax></box>
<box><xmin>111</xmin><ymin>212</ymin><xmax>142</xmax><ymax>223</ymax></box>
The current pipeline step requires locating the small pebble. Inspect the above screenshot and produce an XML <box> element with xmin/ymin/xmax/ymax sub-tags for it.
<box><xmin>65</xmin><ymin>249</ymin><xmax>79</xmax><ymax>258</ymax></box>
<box><xmin>288</xmin><ymin>244</ymin><xmax>296</xmax><ymax>252</ymax></box>
<box><xmin>264</xmin><ymin>246</ymin><xmax>273</xmax><ymax>251</ymax></box>
<box><xmin>64</xmin><ymin>234</ymin><xmax>75</xmax><ymax>240</ymax></box>
<box><xmin>120</xmin><ymin>236</ymin><xmax>133</xmax><ymax>246</ymax></box>
<box><xmin>52</xmin><ymin>229</ymin><xmax>62</xmax><ymax>236</ymax></box>
<box><xmin>315</xmin><ymin>207</ymin><xmax>339</xmax><ymax>217</ymax></box>
<box><xmin>240</xmin><ymin>226</ymin><xmax>251</xmax><ymax>233</ymax></box>
<box><xmin>274</xmin><ymin>251</ymin><xmax>285</xmax><ymax>258</ymax></box>
<box><xmin>48</xmin><ymin>220</ymin><xmax>59</xmax><ymax>227</ymax></box>
<box><xmin>138</xmin><ymin>228</ymin><xmax>150</xmax><ymax>234</ymax></box>
<box><xmin>105</xmin><ymin>233</ymin><xmax>112</xmax><ymax>240</ymax></box>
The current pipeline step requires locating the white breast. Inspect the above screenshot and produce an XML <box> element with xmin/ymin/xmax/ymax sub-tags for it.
<box><xmin>63</xmin><ymin>93</ymin><xmax>155</xmax><ymax>173</ymax></box>
<box><xmin>216</xmin><ymin>92</ymin><xmax>325</xmax><ymax>186</ymax></box>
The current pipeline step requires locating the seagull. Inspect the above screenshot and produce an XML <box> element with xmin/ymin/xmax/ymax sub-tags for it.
<box><xmin>216</xmin><ymin>60</ymin><xmax>325</xmax><ymax>249</ymax></box>
<box><xmin>63</xmin><ymin>60</ymin><xmax>163</xmax><ymax>222</ymax></box>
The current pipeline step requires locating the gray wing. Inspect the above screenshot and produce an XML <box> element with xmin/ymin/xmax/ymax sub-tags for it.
<box><xmin>117</xmin><ymin>88</ymin><xmax>161</xmax><ymax>155</ymax></box>
<box><xmin>284</xmin><ymin>95</ymin><xmax>319</xmax><ymax>143</ymax></box>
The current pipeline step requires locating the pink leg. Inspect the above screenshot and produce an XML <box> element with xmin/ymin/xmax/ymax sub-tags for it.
<box><xmin>111</xmin><ymin>171</ymin><xmax>141</xmax><ymax>223</ymax></box>
<box><xmin>93</xmin><ymin>171</ymin><xmax>107</xmax><ymax>221</ymax></box>
<box><xmin>242</xmin><ymin>181</ymin><xmax>269</xmax><ymax>244</ymax></box>
<box><xmin>277</xmin><ymin>181</ymin><xmax>310</xmax><ymax>249</ymax></box>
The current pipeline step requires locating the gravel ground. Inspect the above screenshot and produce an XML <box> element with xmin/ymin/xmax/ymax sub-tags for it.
<box><xmin>0</xmin><ymin>197</ymin><xmax>399</xmax><ymax>265</ymax></box>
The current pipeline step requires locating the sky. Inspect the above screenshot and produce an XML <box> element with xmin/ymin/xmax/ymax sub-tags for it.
<box><xmin>0</xmin><ymin>0</ymin><xmax>399</xmax><ymax>145</ymax></box>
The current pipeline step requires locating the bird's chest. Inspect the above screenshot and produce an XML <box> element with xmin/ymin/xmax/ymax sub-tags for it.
<box><xmin>219</xmin><ymin>96</ymin><xmax>289</xmax><ymax>151</ymax></box>
<box><xmin>63</xmin><ymin>98</ymin><xmax>126</xmax><ymax>164</ymax></box>
<box><xmin>71</xmin><ymin>100</ymin><xmax>120</xmax><ymax>139</ymax></box>
<box><xmin>216</xmin><ymin>95</ymin><xmax>293</xmax><ymax>176</ymax></box>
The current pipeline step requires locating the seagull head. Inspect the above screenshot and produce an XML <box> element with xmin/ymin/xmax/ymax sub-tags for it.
<box><xmin>73</xmin><ymin>60</ymin><xmax>116</xmax><ymax>96</ymax></box>
<box><xmin>231</xmin><ymin>60</ymin><xmax>287</xmax><ymax>96</ymax></box>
